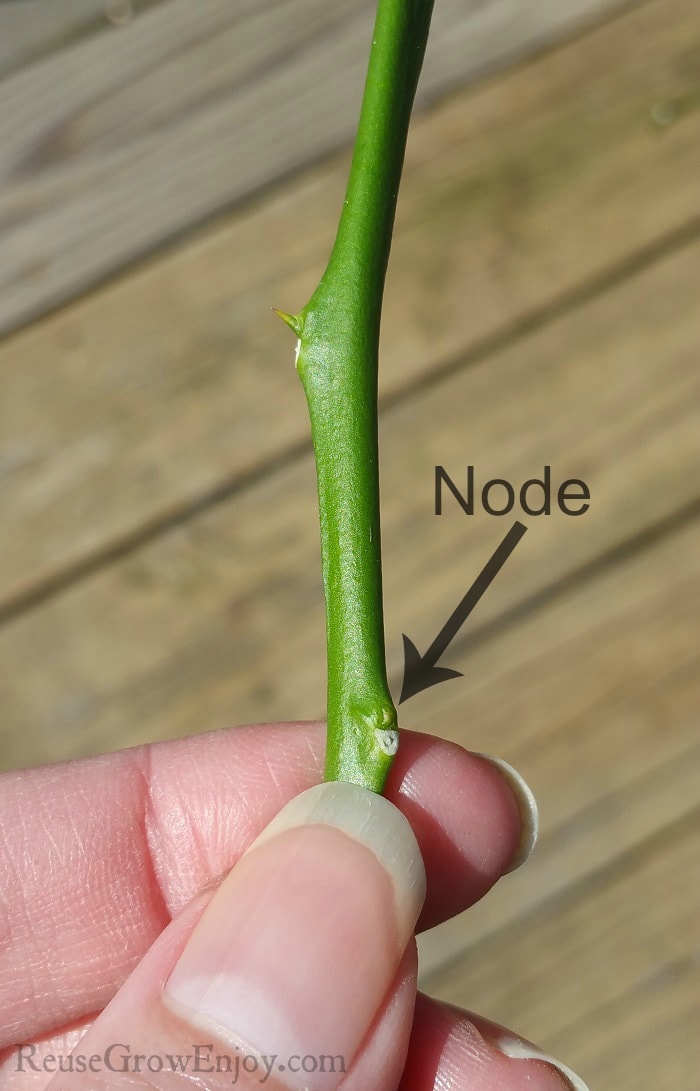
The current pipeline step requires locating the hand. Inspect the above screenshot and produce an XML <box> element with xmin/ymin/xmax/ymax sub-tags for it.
<box><xmin>0</xmin><ymin>721</ymin><xmax>586</xmax><ymax>1090</ymax></box>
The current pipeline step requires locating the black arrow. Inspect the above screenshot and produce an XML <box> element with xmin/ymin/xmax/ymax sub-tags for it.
<box><xmin>399</xmin><ymin>521</ymin><xmax>527</xmax><ymax>703</ymax></box>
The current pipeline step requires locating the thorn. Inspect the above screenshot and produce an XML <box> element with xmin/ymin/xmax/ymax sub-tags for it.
<box><xmin>272</xmin><ymin>308</ymin><xmax>303</xmax><ymax>337</ymax></box>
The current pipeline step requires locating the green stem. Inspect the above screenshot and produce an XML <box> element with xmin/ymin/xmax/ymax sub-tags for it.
<box><xmin>277</xmin><ymin>0</ymin><xmax>434</xmax><ymax>793</ymax></box>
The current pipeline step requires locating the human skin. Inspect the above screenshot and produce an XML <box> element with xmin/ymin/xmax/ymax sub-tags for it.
<box><xmin>0</xmin><ymin>722</ymin><xmax>584</xmax><ymax>1090</ymax></box>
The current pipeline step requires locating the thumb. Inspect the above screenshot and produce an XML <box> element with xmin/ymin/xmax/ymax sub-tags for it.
<box><xmin>44</xmin><ymin>782</ymin><xmax>426</xmax><ymax>1091</ymax></box>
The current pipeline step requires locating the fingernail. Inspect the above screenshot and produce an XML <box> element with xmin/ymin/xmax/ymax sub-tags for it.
<box><xmin>163</xmin><ymin>781</ymin><xmax>426</xmax><ymax>1091</ymax></box>
<box><xmin>475</xmin><ymin>754</ymin><xmax>539</xmax><ymax>872</ymax></box>
<box><xmin>496</xmin><ymin>1034</ymin><xmax>590</xmax><ymax>1091</ymax></box>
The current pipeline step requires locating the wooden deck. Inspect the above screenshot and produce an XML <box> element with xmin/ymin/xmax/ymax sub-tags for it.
<box><xmin>1</xmin><ymin>0</ymin><xmax>699</xmax><ymax>1086</ymax></box>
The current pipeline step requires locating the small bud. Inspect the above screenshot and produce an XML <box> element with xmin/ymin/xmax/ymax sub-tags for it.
<box><xmin>272</xmin><ymin>308</ymin><xmax>303</xmax><ymax>337</ymax></box>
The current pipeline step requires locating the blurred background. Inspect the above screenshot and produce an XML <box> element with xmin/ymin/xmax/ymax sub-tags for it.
<box><xmin>1</xmin><ymin>0</ymin><xmax>699</xmax><ymax>1086</ymax></box>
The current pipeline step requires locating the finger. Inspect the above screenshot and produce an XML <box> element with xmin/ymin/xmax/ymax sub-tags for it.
<box><xmin>0</xmin><ymin>954</ymin><xmax>418</xmax><ymax>1091</ymax></box>
<box><xmin>1</xmin><ymin>723</ymin><xmax>534</xmax><ymax>1047</ymax></box>
<box><xmin>41</xmin><ymin>782</ymin><xmax>425</xmax><ymax>1091</ymax></box>
<box><xmin>399</xmin><ymin>993</ymin><xmax>589</xmax><ymax>1091</ymax></box>
<box><xmin>388</xmin><ymin>742</ymin><xmax>537</xmax><ymax>930</ymax></box>
<box><xmin>1</xmin><ymin>988</ymin><xmax>591</xmax><ymax>1091</ymax></box>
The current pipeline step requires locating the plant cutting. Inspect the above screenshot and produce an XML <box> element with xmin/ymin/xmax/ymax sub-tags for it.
<box><xmin>1</xmin><ymin>2</ymin><xmax>589</xmax><ymax>1087</ymax></box>
<box><xmin>275</xmin><ymin>0</ymin><xmax>434</xmax><ymax>795</ymax></box>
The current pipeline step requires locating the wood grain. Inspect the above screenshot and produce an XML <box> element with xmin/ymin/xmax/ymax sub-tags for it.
<box><xmin>1</xmin><ymin>0</ymin><xmax>698</xmax><ymax>616</ymax></box>
<box><xmin>1</xmin><ymin>235</ymin><xmax>698</xmax><ymax>769</ymax></box>
<box><xmin>1</xmin><ymin>7</ymin><xmax>697</xmax><ymax>1083</ymax></box>
<box><xmin>416</xmin><ymin>513</ymin><xmax>700</xmax><ymax>976</ymax></box>
<box><xmin>427</xmin><ymin>816</ymin><xmax>700</xmax><ymax>1090</ymax></box>
<box><xmin>0</xmin><ymin>0</ymin><xmax>104</xmax><ymax>80</ymax></box>
<box><xmin>0</xmin><ymin>0</ymin><xmax>634</xmax><ymax>335</ymax></box>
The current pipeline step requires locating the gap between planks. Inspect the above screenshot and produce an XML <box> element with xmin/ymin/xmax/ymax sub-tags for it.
<box><xmin>0</xmin><ymin>0</ymin><xmax>636</xmax><ymax>334</ymax></box>
<box><xmin>0</xmin><ymin>0</ymin><xmax>699</xmax><ymax>622</ymax></box>
<box><xmin>1</xmin><ymin>234</ymin><xmax>699</xmax><ymax>767</ymax></box>
<box><xmin>1</xmin><ymin>240</ymin><xmax>699</xmax><ymax>991</ymax></box>
<box><xmin>1</xmin><ymin>219</ymin><xmax>699</xmax><ymax>632</ymax></box>
<box><xmin>412</xmin><ymin>511</ymin><xmax>700</xmax><ymax>976</ymax></box>
<box><xmin>426</xmin><ymin>811</ymin><xmax>700</xmax><ymax>1091</ymax></box>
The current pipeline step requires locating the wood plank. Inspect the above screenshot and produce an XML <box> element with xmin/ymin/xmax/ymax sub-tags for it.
<box><xmin>554</xmin><ymin>949</ymin><xmax>699</xmax><ymax>1090</ymax></box>
<box><xmin>410</xmin><ymin>487</ymin><xmax>700</xmax><ymax>974</ymax></box>
<box><xmin>0</xmin><ymin>1</ymin><xmax>104</xmax><ymax>80</ymax></box>
<box><xmin>4</xmin><ymin>236</ymin><xmax>699</xmax><ymax>1059</ymax></box>
<box><xmin>426</xmin><ymin>817</ymin><xmax>700</xmax><ymax>1091</ymax></box>
<box><xmin>0</xmin><ymin>235</ymin><xmax>698</xmax><ymax>766</ymax></box>
<box><xmin>0</xmin><ymin>0</ymin><xmax>633</xmax><ymax>335</ymax></box>
<box><xmin>419</xmin><ymin>719</ymin><xmax>700</xmax><ymax>976</ymax></box>
<box><xmin>1</xmin><ymin>0</ymin><xmax>699</xmax><ymax>615</ymax></box>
